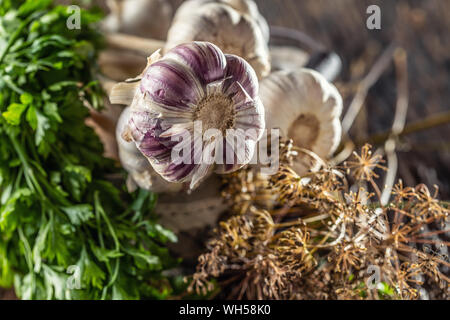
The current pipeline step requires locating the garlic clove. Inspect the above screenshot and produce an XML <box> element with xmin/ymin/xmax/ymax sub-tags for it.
<box><xmin>214</xmin><ymin>55</ymin><xmax>265</xmax><ymax>174</ymax></box>
<box><xmin>102</xmin><ymin>0</ymin><xmax>173</xmax><ymax>40</ymax></box>
<box><xmin>113</xmin><ymin>42</ymin><xmax>265</xmax><ymax>190</ymax></box>
<box><xmin>165</xmin><ymin>0</ymin><xmax>270</xmax><ymax>79</ymax></box>
<box><xmin>220</xmin><ymin>0</ymin><xmax>270</xmax><ymax>42</ymax></box>
<box><xmin>223</xmin><ymin>53</ymin><xmax>259</xmax><ymax>97</ymax></box>
<box><xmin>116</xmin><ymin>106</ymin><xmax>184</xmax><ymax>193</ymax></box>
<box><xmin>260</xmin><ymin>69</ymin><xmax>343</xmax><ymax>174</ymax></box>
<box><xmin>163</xmin><ymin>42</ymin><xmax>227</xmax><ymax>87</ymax></box>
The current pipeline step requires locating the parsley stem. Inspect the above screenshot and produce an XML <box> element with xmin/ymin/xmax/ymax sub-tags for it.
<box><xmin>3</xmin><ymin>77</ymin><xmax>24</xmax><ymax>95</ymax></box>
<box><xmin>9</xmin><ymin>132</ymin><xmax>45</xmax><ymax>199</ymax></box>
<box><xmin>95</xmin><ymin>192</ymin><xmax>120</xmax><ymax>251</ymax></box>
<box><xmin>17</xmin><ymin>226</ymin><xmax>36</xmax><ymax>299</ymax></box>
<box><xmin>101</xmin><ymin>259</ymin><xmax>120</xmax><ymax>300</ymax></box>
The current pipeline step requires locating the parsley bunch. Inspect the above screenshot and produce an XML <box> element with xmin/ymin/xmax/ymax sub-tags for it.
<box><xmin>0</xmin><ymin>0</ymin><xmax>178</xmax><ymax>300</ymax></box>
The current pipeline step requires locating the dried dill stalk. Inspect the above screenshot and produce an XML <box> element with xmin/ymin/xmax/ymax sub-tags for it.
<box><xmin>188</xmin><ymin>141</ymin><xmax>449</xmax><ymax>300</ymax></box>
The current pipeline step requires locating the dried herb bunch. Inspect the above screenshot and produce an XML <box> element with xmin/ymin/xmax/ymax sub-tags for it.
<box><xmin>188</xmin><ymin>142</ymin><xmax>449</xmax><ymax>300</ymax></box>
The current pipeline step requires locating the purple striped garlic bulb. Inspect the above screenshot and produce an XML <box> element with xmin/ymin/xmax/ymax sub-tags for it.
<box><xmin>116</xmin><ymin>106</ymin><xmax>184</xmax><ymax>193</ymax></box>
<box><xmin>116</xmin><ymin>42</ymin><xmax>265</xmax><ymax>190</ymax></box>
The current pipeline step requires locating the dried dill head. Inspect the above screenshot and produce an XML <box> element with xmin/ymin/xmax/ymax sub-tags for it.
<box><xmin>188</xmin><ymin>142</ymin><xmax>449</xmax><ymax>300</ymax></box>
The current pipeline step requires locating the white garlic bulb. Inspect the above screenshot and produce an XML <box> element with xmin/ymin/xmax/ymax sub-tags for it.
<box><xmin>219</xmin><ymin>0</ymin><xmax>270</xmax><ymax>42</ymax></box>
<box><xmin>260</xmin><ymin>69</ymin><xmax>343</xmax><ymax>174</ymax></box>
<box><xmin>165</xmin><ymin>0</ymin><xmax>270</xmax><ymax>79</ymax></box>
<box><xmin>102</xmin><ymin>0</ymin><xmax>173</xmax><ymax>40</ymax></box>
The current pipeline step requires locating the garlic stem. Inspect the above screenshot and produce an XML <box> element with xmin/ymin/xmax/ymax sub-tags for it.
<box><xmin>361</xmin><ymin>110</ymin><xmax>450</xmax><ymax>147</ymax></box>
<box><xmin>269</xmin><ymin>26</ymin><xmax>325</xmax><ymax>52</ymax></box>
<box><xmin>342</xmin><ymin>43</ymin><xmax>396</xmax><ymax>134</ymax></box>
<box><xmin>99</xmin><ymin>49</ymin><xmax>148</xmax><ymax>81</ymax></box>
<box><xmin>380</xmin><ymin>48</ymin><xmax>409</xmax><ymax>206</ymax></box>
<box><xmin>105</xmin><ymin>32</ymin><xmax>165</xmax><ymax>56</ymax></box>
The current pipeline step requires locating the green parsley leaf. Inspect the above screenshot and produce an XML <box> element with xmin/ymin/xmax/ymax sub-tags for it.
<box><xmin>2</xmin><ymin>103</ymin><xmax>27</xmax><ymax>126</ymax></box>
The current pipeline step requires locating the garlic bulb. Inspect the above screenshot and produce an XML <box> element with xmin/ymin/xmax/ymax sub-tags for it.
<box><xmin>111</xmin><ymin>42</ymin><xmax>265</xmax><ymax>190</ymax></box>
<box><xmin>219</xmin><ymin>0</ymin><xmax>270</xmax><ymax>42</ymax></box>
<box><xmin>116</xmin><ymin>106</ymin><xmax>184</xmax><ymax>193</ymax></box>
<box><xmin>165</xmin><ymin>0</ymin><xmax>270</xmax><ymax>79</ymax></box>
<box><xmin>260</xmin><ymin>69</ymin><xmax>343</xmax><ymax>174</ymax></box>
<box><xmin>102</xmin><ymin>0</ymin><xmax>172</xmax><ymax>40</ymax></box>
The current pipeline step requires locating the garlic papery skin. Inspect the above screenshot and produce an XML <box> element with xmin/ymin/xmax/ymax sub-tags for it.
<box><xmin>165</xmin><ymin>0</ymin><xmax>270</xmax><ymax>79</ymax></box>
<box><xmin>219</xmin><ymin>0</ymin><xmax>270</xmax><ymax>42</ymax></box>
<box><xmin>260</xmin><ymin>69</ymin><xmax>343</xmax><ymax>174</ymax></box>
<box><xmin>117</xmin><ymin>42</ymin><xmax>265</xmax><ymax>190</ymax></box>
<box><xmin>102</xmin><ymin>0</ymin><xmax>172</xmax><ymax>40</ymax></box>
<box><xmin>116</xmin><ymin>106</ymin><xmax>184</xmax><ymax>193</ymax></box>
